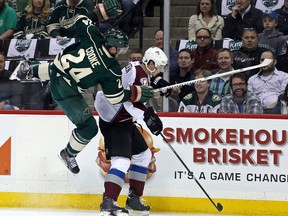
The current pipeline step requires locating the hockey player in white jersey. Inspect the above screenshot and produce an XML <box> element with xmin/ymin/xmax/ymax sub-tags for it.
<box><xmin>95</xmin><ymin>46</ymin><xmax>169</xmax><ymax>216</ymax></box>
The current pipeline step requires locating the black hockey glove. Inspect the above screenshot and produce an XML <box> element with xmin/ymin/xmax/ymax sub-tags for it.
<box><xmin>143</xmin><ymin>107</ymin><xmax>163</xmax><ymax>136</ymax></box>
<box><xmin>150</xmin><ymin>76</ymin><xmax>172</xmax><ymax>98</ymax></box>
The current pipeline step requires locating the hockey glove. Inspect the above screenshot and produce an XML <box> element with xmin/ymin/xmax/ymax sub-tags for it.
<box><xmin>130</xmin><ymin>85</ymin><xmax>154</xmax><ymax>103</ymax></box>
<box><xmin>144</xmin><ymin>107</ymin><xmax>163</xmax><ymax>136</ymax></box>
<box><xmin>150</xmin><ymin>76</ymin><xmax>172</xmax><ymax>98</ymax></box>
<box><xmin>95</xmin><ymin>0</ymin><xmax>122</xmax><ymax>20</ymax></box>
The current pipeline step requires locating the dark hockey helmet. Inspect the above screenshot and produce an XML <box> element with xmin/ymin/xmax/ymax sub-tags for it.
<box><xmin>105</xmin><ymin>28</ymin><xmax>129</xmax><ymax>54</ymax></box>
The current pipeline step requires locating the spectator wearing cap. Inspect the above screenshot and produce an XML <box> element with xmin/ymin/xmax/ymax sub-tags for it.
<box><xmin>258</xmin><ymin>10</ymin><xmax>287</xmax><ymax>56</ymax></box>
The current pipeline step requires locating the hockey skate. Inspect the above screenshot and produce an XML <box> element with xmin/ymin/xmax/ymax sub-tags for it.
<box><xmin>126</xmin><ymin>189</ymin><xmax>150</xmax><ymax>216</ymax></box>
<box><xmin>9</xmin><ymin>60</ymin><xmax>33</xmax><ymax>81</ymax></box>
<box><xmin>100</xmin><ymin>196</ymin><xmax>129</xmax><ymax>216</ymax></box>
<box><xmin>59</xmin><ymin>149</ymin><xmax>80</xmax><ymax>174</ymax></box>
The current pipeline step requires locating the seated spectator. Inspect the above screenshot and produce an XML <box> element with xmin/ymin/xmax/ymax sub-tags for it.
<box><xmin>7</xmin><ymin>0</ymin><xmax>29</xmax><ymax>17</ymax></box>
<box><xmin>188</xmin><ymin>0</ymin><xmax>224</xmax><ymax>41</ymax></box>
<box><xmin>219</xmin><ymin>73</ymin><xmax>263</xmax><ymax>113</ymax></box>
<box><xmin>278</xmin><ymin>83</ymin><xmax>288</xmax><ymax>114</ymax></box>
<box><xmin>148</xmin><ymin>91</ymin><xmax>179</xmax><ymax>112</ymax></box>
<box><xmin>210</xmin><ymin>48</ymin><xmax>233</xmax><ymax>98</ymax></box>
<box><xmin>128</xmin><ymin>48</ymin><xmax>143</xmax><ymax>62</ymax></box>
<box><xmin>47</xmin><ymin>0</ymin><xmax>93</xmax><ymax>38</ymax></box>
<box><xmin>0</xmin><ymin>51</ymin><xmax>20</xmax><ymax>109</ymax></box>
<box><xmin>248</xmin><ymin>50</ymin><xmax>288</xmax><ymax>113</ymax></box>
<box><xmin>154</xmin><ymin>29</ymin><xmax>178</xmax><ymax>73</ymax></box>
<box><xmin>192</xmin><ymin>28</ymin><xmax>219</xmax><ymax>73</ymax></box>
<box><xmin>232</xmin><ymin>28</ymin><xmax>268</xmax><ymax>78</ymax></box>
<box><xmin>178</xmin><ymin>69</ymin><xmax>221</xmax><ymax>113</ymax></box>
<box><xmin>13</xmin><ymin>0</ymin><xmax>51</xmax><ymax>39</ymax></box>
<box><xmin>258</xmin><ymin>10</ymin><xmax>287</xmax><ymax>56</ymax></box>
<box><xmin>170</xmin><ymin>48</ymin><xmax>195</xmax><ymax>103</ymax></box>
<box><xmin>119</xmin><ymin>0</ymin><xmax>143</xmax><ymax>38</ymax></box>
<box><xmin>275</xmin><ymin>0</ymin><xmax>288</xmax><ymax>40</ymax></box>
<box><xmin>0</xmin><ymin>0</ymin><xmax>17</xmax><ymax>40</ymax></box>
<box><xmin>222</xmin><ymin>0</ymin><xmax>263</xmax><ymax>40</ymax></box>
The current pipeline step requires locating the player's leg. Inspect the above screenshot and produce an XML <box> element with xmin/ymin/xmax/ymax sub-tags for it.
<box><xmin>126</xmin><ymin>125</ymin><xmax>151</xmax><ymax>215</ymax></box>
<box><xmin>99</xmin><ymin>119</ymin><xmax>132</xmax><ymax>216</ymax></box>
<box><xmin>50</xmin><ymin>76</ymin><xmax>97</xmax><ymax>174</ymax></box>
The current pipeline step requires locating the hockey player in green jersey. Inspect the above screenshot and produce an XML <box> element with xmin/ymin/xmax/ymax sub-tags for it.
<box><xmin>12</xmin><ymin>0</ymin><xmax>154</xmax><ymax>175</ymax></box>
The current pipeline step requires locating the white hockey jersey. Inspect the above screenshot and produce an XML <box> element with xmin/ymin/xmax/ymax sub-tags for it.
<box><xmin>95</xmin><ymin>61</ymin><xmax>150</xmax><ymax>123</ymax></box>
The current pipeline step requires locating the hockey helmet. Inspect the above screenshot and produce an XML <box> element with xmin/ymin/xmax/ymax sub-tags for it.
<box><xmin>105</xmin><ymin>28</ymin><xmax>129</xmax><ymax>54</ymax></box>
<box><xmin>142</xmin><ymin>46</ymin><xmax>168</xmax><ymax>73</ymax></box>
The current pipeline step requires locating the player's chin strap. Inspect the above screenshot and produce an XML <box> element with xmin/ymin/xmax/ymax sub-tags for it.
<box><xmin>153</xmin><ymin>58</ymin><xmax>273</xmax><ymax>93</ymax></box>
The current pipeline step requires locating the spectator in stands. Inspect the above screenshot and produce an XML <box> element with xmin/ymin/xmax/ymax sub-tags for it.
<box><xmin>178</xmin><ymin>69</ymin><xmax>221</xmax><ymax>113</ymax></box>
<box><xmin>170</xmin><ymin>48</ymin><xmax>195</xmax><ymax>103</ymax></box>
<box><xmin>222</xmin><ymin>0</ymin><xmax>263</xmax><ymax>40</ymax></box>
<box><xmin>47</xmin><ymin>0</ymin><xmax>93</xmax><ymax>38</ymax></box>
<box><xmin>154</xmin><ymin>29</ymin><xmax>178</xmax><ymax>73</ymax></box>
<box><xmin>278</xmin><ymin>83</ymin><xmax>288</xmax><ymax>114</ymax></box>
<box><xmin>258</xmin><ymin>10</ymin><xmax>287</xmax><ymax>56</ymax></box>
<box><xmin>0</xmin><ymin>51</ymin><xmax>19</xmax><ymax>110</ymax></box>
<box><xmin>233</xmin><ymin>28</ymin><xmax>268</xmax><ymax>78</ymax></box>
<box><xmin>188</xmin><ymin>0</ymin><xmax>224</xmax><ymax>41</ymax></box>
<box><xmin>7</xmin><ymin>0</ymin><xmax>29</xmax><ymax>17</ymax></box>
<box><xmin>219</xmin><ymin>73</ymin><xmax>263</xmax><ymax>113</ymax></box>
<box><xmin>210</xmin><ymin>48</ymin><xmax>233</xmax><ymax>98</ymax></box>
<box><xmin>148</xmin><ymin>91</ymin><xmax>179</xmax><ymax>112</ymax></box>
<box><xmin>0</xmin><ymin>0</ymin><xmax>17</xmax><ymax>39</ymax></box>
<box><xmin>192</xmin><ymin>28</ymin><xmax>219</xmax><ymax>73</ymax></box>
<box><xmin>248</xmin><ymin>50</ymin><xmax>288</xmax><ymax>113</ymax></box>
<box><xmin>119</xmin><ymin>0</ymin><xmax>143</xmax><ymax>38</ymax></box>
<box><xmin>275</xmin><ymin>0</ymin><xmax>288</xmax><ymax>40</ymax></box>
<box><xmin>13</xmin><ymin>0</ymin><xmax>51</xmax><ymax>39</ymax></box>
<box><xmin>128</xmin><ymin>48</ymin><xmax>143</xmax><ymax>62</ymax></box>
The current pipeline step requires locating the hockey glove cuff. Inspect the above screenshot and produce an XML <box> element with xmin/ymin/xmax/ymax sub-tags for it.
<box><xmin>94</xmin><ymin>0</ymin><xmax>122</xmax><ymax>21</ymax></box>
<box><xmin>129</xmin><ymin>85</ymin><xmax>154</xmax><ymax>103</ymax></box>
<box><xmin>150</xmin><ymin>76</ymin><xmax>172</xmax><ymax>97</ymax></box>
<box><xmin>144</xmin><ymin>107</ymin><xmax>163</xmax><ymax>136</ymax></box>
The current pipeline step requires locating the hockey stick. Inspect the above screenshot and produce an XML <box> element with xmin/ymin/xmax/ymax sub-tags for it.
<box><xmin>154</xmin><ymin>58</ymin><xmax>273</xmax><ymax>93</ymax></box>
<box><xmin>160</xmin><ymin>132</ymin><xmax>223</xmax><ymax>212</ymax></box>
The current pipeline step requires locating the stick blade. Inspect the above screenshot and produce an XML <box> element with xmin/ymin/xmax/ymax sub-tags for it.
<box><xmin>216</xmin><ymin>203</ymin><xmax>223</xmax><ymax>212</ymax></box>
<box><xmin>261</xmin><ymin>58</ymin><xmax>273</xmax><ymax>67</ymax></box>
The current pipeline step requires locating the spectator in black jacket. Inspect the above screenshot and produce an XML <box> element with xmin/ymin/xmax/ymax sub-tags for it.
<box><xmin>222</xmin><ymin>0</ymin><xmax>263</xmax><ymax>40</ymax></box>
<box><xmin>275</xmin><ymin>0</ymin><xmax>288</xmax><ymax>40</ymax></box>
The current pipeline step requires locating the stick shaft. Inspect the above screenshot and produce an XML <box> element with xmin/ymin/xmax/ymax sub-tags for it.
<box><xmin>154</xmin><ymin>58</ymin><xmax>272</xmax><ymax>93</ymax></box>
<box><xmin>160</xmin><ymin>133</ymin><xmax>222</xmax><ymax>212</ymax></box>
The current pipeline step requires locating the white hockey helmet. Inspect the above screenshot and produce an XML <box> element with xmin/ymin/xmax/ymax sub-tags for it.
<box><xmin>142</xmin><ymin>46</ymin><xmax>168</xmax><ymax>73</ymax></box>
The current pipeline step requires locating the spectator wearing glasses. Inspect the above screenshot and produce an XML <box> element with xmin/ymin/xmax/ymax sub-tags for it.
<box><xmin>219</xmin><ymin>73</ymin><xmax>263</xmax><ymax>113</ymax></box>
<box><xmin>192</xmin><ymin>28</ymin><xmax>219</xmax><ymax>74</ymax></box>
<box><xmin>188</xmin><ymin>0</ymin><xmax>224</xmax><ymax>41</ymax></box>
<box><xmin>128</xmin><ymin>48</ymin><xmax>143</xmax><ymax>62</ymax></box>
<box><xmin>248</xmin><ymin>50</ymin><xmax>288</xmax><ymax>114</ymax></box>
<box><xmin>222</xmin><ymin>0</ymin><xmax>263</xmax><ymax>40</ymax></box>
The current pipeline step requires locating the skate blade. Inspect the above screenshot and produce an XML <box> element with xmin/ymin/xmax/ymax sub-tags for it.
<box><xmin>127</xmin><ymin>209</ymin><xmax>150</xmax><ymax>216</ymax></box>
<box><xmin>100</xmin><ymin>211</ymin><xmax>129</xmax><ymax>216</ymax></box>
<box><xmin>57</xmin><ymin>154</ymin><xmax>77</xmax><ymax>176</ymax></box>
